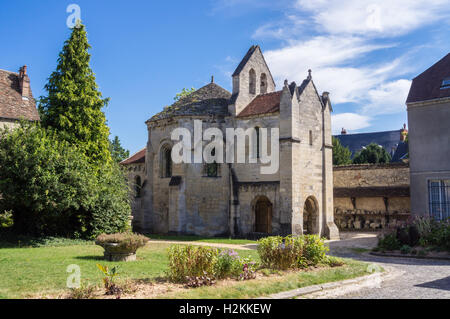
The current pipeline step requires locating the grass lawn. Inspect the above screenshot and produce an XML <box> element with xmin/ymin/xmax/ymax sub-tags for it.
<box><xmin>0</xmin><ymin>241</ymin><xmax>372</xmax><ymax>299</ymax></box>
<box><xmin>0</xmin><ymin>242</ymin><xmax>257</xmax><ymax>299</ymax></box>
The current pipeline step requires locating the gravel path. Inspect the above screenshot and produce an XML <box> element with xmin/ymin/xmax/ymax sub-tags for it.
<box><xmin>147</xmin><ymin>240</ymin><xmax>255</xmax><ymax>250</ymax></box>
<box><xmin>327</xmin><ymin>232</ymin><xmax>450</xmax><ymax>299</ymax></box>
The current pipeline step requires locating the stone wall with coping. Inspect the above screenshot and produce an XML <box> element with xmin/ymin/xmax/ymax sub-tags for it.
<box><xmin>333</xmin><ymin>163</ymin><xmax>410</xmax><ymax>230</ymax></box>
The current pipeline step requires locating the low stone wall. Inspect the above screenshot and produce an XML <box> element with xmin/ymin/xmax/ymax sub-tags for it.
<box><xmin>333</xmin><ymin>163</ymin><xmax>410</xmax><ymax>231</ymax></box>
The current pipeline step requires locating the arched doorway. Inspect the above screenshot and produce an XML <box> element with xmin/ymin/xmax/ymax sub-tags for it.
<box><xmin>303</xmin><ymin>196</ymin><xmax>319</xmax><ymax>234</ymax></box>
<box><xmin>254</xmin><ymin>196</ymin><xmax>272</xmax><ymax>233</ymax></box>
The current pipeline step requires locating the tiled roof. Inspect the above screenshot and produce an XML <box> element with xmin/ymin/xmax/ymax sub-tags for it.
<box><xmin>0</xmin><ymin>69</ymin><xmax>40</xmax><ymax>121</ymax></box>
<box><xmin>149</xmin><ymin>82</ymin><xmax>231</xmax><ymax>122</ymax></box>
<box><xmin>237</xmin><ymin>91</ymin><xmax>282</xmax><ymax>117</ymax></box>
<box><xmin>121</xmin><ymin>148</ymin><xmax>146</xmax><ymax>165</ymax></box>
<box><xmin>236</xmin><ymin>78</ymin><xmax>315</xmax><ymax>118</ymax></box>
<box><xmin>406</xmin><ymin>53</ymin><xmax>450</xmax><ymax>104</ymax></box>
<box><xmin>334</xmin><ymin>130</ymin><xmax>402</xmax><ymax>158</ymax></box>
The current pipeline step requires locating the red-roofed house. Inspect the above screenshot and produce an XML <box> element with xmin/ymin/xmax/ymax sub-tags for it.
<box><xmin>0</xmin><ymin>66</ymin><xmax>40</xmax><ymax>128</ymax></box>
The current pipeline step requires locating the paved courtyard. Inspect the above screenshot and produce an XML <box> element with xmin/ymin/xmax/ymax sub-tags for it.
<box><xmin>326</xmin><ymin>232</ymin><xmax>450</xmax><ymax>299</ymax></box>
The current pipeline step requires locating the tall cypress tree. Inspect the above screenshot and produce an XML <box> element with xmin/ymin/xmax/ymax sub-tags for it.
<box><xmin>39</xmin><ymin>23</ymin><xmax>111</xmax><ymax>165</ymax></box>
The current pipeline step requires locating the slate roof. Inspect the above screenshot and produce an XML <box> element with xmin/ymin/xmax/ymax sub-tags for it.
<box><xmin>232</xmin><ymin>45</ymin><xmax>258</xmax><ymax>77</ymax></box>
<box><xmin>334</xmin><ymin>130</ymin><xmax>404</xmax><ymax>159</ymax></box>
<box><xmin>0</xmin><ymin>69</ymin><xmax>40</xmax><ymax>121</ymax></box>
<box><xmin>121</xmin><ymin>148</ymin><xmax>146</xmax><ymax>165</ymax></box>
<box><xmin>149</xmin><ymin>82</ymin><xmax>231</xmax><ymax>122</ymax></box>
<box><xmin>391</xmin><ymin>141</ymin><xmax>409</xmax><ymax>162</ymax></box>
<box><xmin>406</xmin><ymin>53</ymin><xmax>450</xmax><ymax>104</ymax></box>
<box><xmin>237</xmin><ymin>91</ymin><xmax>282</xmax><ymax>117</ymax></box>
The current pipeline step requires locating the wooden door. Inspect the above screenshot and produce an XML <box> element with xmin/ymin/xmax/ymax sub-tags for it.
<box><xmin>255</xmin><ymin>199</ymin><xmax>272</xmax><ymax>233</ymax></box>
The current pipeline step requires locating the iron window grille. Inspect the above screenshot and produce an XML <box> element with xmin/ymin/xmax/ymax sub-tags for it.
<box><xmin>428</xmin><ymin>180</ymin><xmax>450</xmax><ymax>220</ymax></box>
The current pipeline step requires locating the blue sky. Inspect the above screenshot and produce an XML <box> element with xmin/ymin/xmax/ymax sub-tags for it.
<box><xmin>1</xmin><ymin>0</ymin><xmax>449</xmax><ymax>154</ymax></box>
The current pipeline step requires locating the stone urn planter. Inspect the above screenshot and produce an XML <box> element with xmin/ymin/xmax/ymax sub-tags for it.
<box><xmin>95</xmin><ymin>233</ymin><xmax>149</xmax><ymax>262</ymax></box>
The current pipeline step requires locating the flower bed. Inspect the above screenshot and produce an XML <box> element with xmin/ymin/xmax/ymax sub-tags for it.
<box><xmin>374</xmin><ymin>217</ymin><xmax>450</xmax><ymax>257</ymax></box>
<box><xmin>167</xmin><ymin>245</ymin><xmax>257</xmax><ymax>286</ymax></box>
<box><xmin>167</xmin><ymin>235</ymin><xmax>339</xmax><ymax>288</ymax></box>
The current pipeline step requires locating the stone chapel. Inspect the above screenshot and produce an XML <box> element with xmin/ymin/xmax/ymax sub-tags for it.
<box><xmin>122</xmin><ymin>45</ymin><xmax>339</xmax><ymax>239</ymax></box>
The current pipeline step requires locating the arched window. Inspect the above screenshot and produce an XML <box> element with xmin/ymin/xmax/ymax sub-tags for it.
<box><xmin>260</xmin><ymin>73</ymin><xmax>267</xmax><ymax>94</ymax></box>
<box><xmin>160</xmin><ymin>145</ymin><xmax>172</xmax><ymax>178</ymax></box>
<box><xmin>255</xmin><ymin>127</ymin><xmax>261</xmax><ymax>159</ymax></box>
<box><xmin>309</xmin><ymin>130</ymin><xmax>313</xmax><ymax>146</ymax></box>
<box><xmin>135</xmin><ymin>176</ymin><xmax>142</xmax><ymax>198</ymax></box>
<box><xmin>249</xmin><ymin>69</ymin><xmax>256</xmax><ymax>95</ymax></box>
<box><xmin>206</xmin><ymin>148</ymin><xmax>219</xmax><ymax>177</ymax></box>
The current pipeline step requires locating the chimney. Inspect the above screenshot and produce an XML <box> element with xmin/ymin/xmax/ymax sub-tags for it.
<box><xmin>19</xmin><ymin>65</ymin><xmax>30</xmax><ymax>98</ymax></box>
<box><xmin>341</xmin><ymin>127</ymin><xmax>347</xmax><ymax>135</ymax></box>
<box><xmin>400</xmin><ymin>123</ymin><xmax>408</xmax><ymax>142</ymax></box>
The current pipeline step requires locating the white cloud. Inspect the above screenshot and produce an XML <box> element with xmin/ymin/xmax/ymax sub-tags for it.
<box><xmin>296</xmin><ymin>0</ymin><xmax>450</xmax><ymax>37</ymax></box>
<box><xmin>361</xmin><ymin>79</ymin><xmax>412</xmax><ymax>115</ymax></box>
<box><xmin>216</xmin><ymin>0</ymin><xmax>449</xmax><ymax>121</ymax></box>
<box><xmin>331</xmin><ymin>113</ymin><xmax>372</xmax><ymax>134</ymax></box>
<box><xmin>264</xmin><ymin>36</ymin><xmax>407</xmax><ymax>105</ymax></box>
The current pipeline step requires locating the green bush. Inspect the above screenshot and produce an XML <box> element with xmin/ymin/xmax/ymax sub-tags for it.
<box><xmin>167</xmin><ymin>246</ymin><xmax>258</xmax><ymax>284</ymax></box>
<box><xmin>325</xmin><ymin>256</ymin><xmax>346</xmax><ymax>267</ymax></box>
<box><xmin>214</xmin><ymin>249</ymin><xmax>242</xmax><ymax>279</ymax></box>
<box><xmin>400</xmin><ymin>245</ymin><xmax>412</xmax><ymax>254</ymax></box>
<box><xmin>0</xmin><ymin>123</ymin><xmax>131</xmax><ymax>238</ymax></box>
<box><xmin>257</xmin><ymin>235</ymin><xmax>329</xmax><ymax>270</ymax></box>
<box><xmin>303</xmin><ymin>235</ymin><xmax>329</xmax><ymax>266</ymax></box>
<box><xmin>412</xmin><ymin>217</ymin><xmax>450</xmax><ymax>251</ymax></box>
<box><xmin>0</xmin><ymin>210</ymin><xmax>13</xmax><ymax>228</ymax></box>
<box><xmin>377</xmin><ymin>233</ymin><xmax>401</xmax><ymax>251</ymax></box>
<box><xmin>167</xmin><ymin>245</ymin><xmax>219</xmax><ymax>283</ymax></box>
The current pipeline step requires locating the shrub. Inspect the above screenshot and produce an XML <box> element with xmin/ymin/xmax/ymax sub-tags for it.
<box><xmin>67</xmin><ymin>283</ymin><xmax>96</xmax><ymax>299</ymax></box>
<box><xmin>0</xmin><ymin>210</ymin><xmax>13</xmax><ymax>228</ymax></box>
<box><xmin>303</xmin><ymin>235</ymin><xmax>329</xmax><ymax>266</ymax></box>
<box><xmin>377</xmin><ymin>232</ymin><xmax>401</xmax><ymax>251</ymax></box>
<box><xmin>167</xmin><ymin>246</ymin><xmax>258</xmax><ymax>285</ymax></box>
<box><xmin>0</xmin><ymin>123</ymin><xmax>131</xmax><ymax>238</ymax></box>
<box><xmin>95</xmin><ymin>233</ymin><xmax>149</xmax><ymax>252</ymax></box>
<box><xmin>400</xmin><ymin>245</ymin><xmax>412</xmax><ymax>254</ymax></box>
<box><xmin>257</xmin><ymin>235</ymin><xmax>329</xmax><ymax>270</ymax></box>
<box><xmin>238</xmin><ymin>263</ymin><xmax>257</xmax><ymax>281</ymax></box>
<box><xmin>411</xmin><ymin>216</ymin><xmax>450</xmax><ymax>251</ymax></box>
<box><xmin>396</xmin><ymin>225</ymin><xmax>420</xmax><ymax>246</ymax></box>
<box><xmin>167</xmin><ymin>245</ymin><xmax>219</xmax><ymax>283</ymax></box>
<box><xmin>214</xmin><ymin>249</ymin><xmax>242</xmax><ymax>279</ymax></box>
<box><xmin>257</xmin><ymin>236</ymin><xmax>302</xmax><ymax>270</ymax></box>
<box><xmin>325</xmin><ymin>256</ymin><xmax>345</xmax><ymax>267</ymax></box>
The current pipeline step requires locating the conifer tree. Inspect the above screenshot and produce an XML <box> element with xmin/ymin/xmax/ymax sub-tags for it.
<box><xmin>110</xmin><ymin>136</ymin><xmax>130</xmax><ymax>163</ymax></box>
<box><xmin>332</xmin><ymin>137</ymin><xmax>352</xmax><ymax>165</ymax></box>
<box><xmin>39</xmin><ymin>23</ymin><xmax>111</xmax><ymax>165</ymax></box>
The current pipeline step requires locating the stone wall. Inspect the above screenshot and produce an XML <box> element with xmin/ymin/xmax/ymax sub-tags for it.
<box><xmin>124</xmin><ymin>163</ymin><xmax>146</xmax><ymax>230</ymax></box>
<box><xmin>333</xmin><ymin>163</ymin><xmax>410</xmax><ymax>231</ymax></box>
